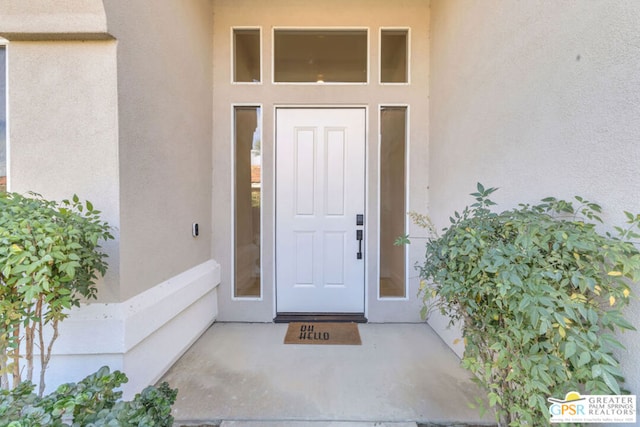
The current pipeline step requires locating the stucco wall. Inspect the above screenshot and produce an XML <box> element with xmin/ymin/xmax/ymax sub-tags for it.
<box><xmin>5</xmin><ymin>40</ymin><xmax>121</xmax><ymax>301</ymax></box>
<box><xmin>1</xmin><ymin>0</ymin><xmax>215</xmax><ymax>303</ymax></box>
<box><xmin>211</xmin><ymin>0</ymin><xmax>430</xmax><ymax>321</ymax></box>
<box><xmin>430</xmin><ymin>0</ymin><xmax>640</xmax><ymax>402</ymax></box>
<box><xmin>0</xmin><ymin>1</ymin><xmax>219</xmax><ymax>394</ymax></box>
<box><xmin>0</xmin><ymin>0</ymin><xmax>107</xmax><ymax>35</ymax></box>
<box><xmin>0</xmin><ymin>1</ymin><xmax>120</xmax><ymax>300</ymax></box>
<box><xmin>103</xmin><ymin>0</ymin><xmax>214</xmax><ymax>300</ymax></box>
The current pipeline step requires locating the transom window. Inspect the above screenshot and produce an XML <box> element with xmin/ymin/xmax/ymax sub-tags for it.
<box><xmin>273</xmin><ymin>29</ymin><xmax>368</xmax><ymax>83</ymax></box>
<box><xmin>380</xmin><ymin>29</ymin><xmax>409</xmax><ymax>83</ymax></box>
<box><xmin>233</xmin><ymin>28</ymin><xmax>261</xmax><ymax>83</ymax></box>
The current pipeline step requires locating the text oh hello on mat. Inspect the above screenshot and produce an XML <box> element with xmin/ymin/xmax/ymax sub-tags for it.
<box><xmin>284</xmin><ymin>322</ymin><xmax>362</xmax><ymax>345</ymax></box>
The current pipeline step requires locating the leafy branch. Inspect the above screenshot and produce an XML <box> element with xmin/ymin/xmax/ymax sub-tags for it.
<box><xmin>0</xmin><ymin>192</ymin><xmax>113</xmax><ymax>395</ymax></box>
<box><xmin>409</xmin><ymin>183</ymin><xmax>638</xmax><ymax>426</ymax></box>
<box><xmin>0</xmin><ymin>366</ymin><xmax>178</xmax><ymax>426</ymax></box>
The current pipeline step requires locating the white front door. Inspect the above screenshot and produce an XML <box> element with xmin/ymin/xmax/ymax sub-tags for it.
<box><xmin>276</xmin><ymin>108</ymin><xmax>366</xmax><ymax>313</ymax></box>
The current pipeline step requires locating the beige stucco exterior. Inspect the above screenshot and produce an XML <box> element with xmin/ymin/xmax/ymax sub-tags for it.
<box><xmin>212</xmin><ymin>0</ymin><xmax>429</xmax><ymax>322</ymax></box>
<box><xmin>6</xmin><ymin>39</ymin><xmax>121</xmax><ymax>301</ymax></box>
<box><xmin>0</xmin><ymin>0</ymin><xmax>107</xmax><ymax>35</ymax></box>
<box><xmin>1</xmin><ymin>0</ymin><xmax>639</xmax><ymax>411</ymax></box>
<box><xmin>429</xmin><ymin>0</ymin><xmax>640</xmax><ymax>402</ymax></box>
<box><xmin>3</xmin><ymin>0</ymin><xmax>216</xmax><ymax>303</ymax></box>
<box><xmin>102</xmin><ymin>0</ymin><xmax>214</xmax><ymax>301</ymax></box>
<box><xmin>0</xmin><ymin>0</ymin><xmax>220</xmax><ymax>396</ymax></box>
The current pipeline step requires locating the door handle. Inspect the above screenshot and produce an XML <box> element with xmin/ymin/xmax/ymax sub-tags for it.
<box><xmin>356</xmin><ymin>214</ymin><xmax>364</xmax><ymax>259</ymax></box>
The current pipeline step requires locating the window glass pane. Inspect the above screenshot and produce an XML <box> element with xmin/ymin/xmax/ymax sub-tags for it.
<box><xmin>234</xmin><ymin>29</ymin><xmax>260</xmax><ymax>82</ymax></box>
<box><xmin>274</xmin><ymin>30</ymin><xmax>367</xmax><ymax>83</ymax></box>
<box><xmin>380</xmin><ymin>107</ymin><xmax>407</xmax><ymax>298</ymax></box>
<box><xmin>0</xmin><ymin>46</ymin><xmax>6</xmax><ymax>193</ymax></box>
<box><xmin>381</xmin><ymin>30</ymin><xmax>408</xmax><ymax>83</ymax></box>
<box><xmin>234</xmin><ymin>106</ymin><xmax>262</xmax><ymax>298</ymax></box>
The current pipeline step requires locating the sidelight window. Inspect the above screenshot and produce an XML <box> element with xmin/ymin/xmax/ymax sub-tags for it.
<box><xmin>379</xmin><ymin>106</ymin><xmax>407</xmax><ymax>298</ymax></box>
<box><xmin>234</xmin><ymin>106</ymin><xmax>262</xmax><ymax>298</ymax></box>
<box><xmin>0</xmin><ymin>45</ymin><xmax>6</xmax><ymax>193</ymax></box>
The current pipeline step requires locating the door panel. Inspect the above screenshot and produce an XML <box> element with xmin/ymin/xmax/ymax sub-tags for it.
<box><xmin>325</xmin><ymin>129</ymin><xmax>346</xmax><ymax>215</ymax></box>
<box><xmin>276</xmin><ymin>108</ymin><xmax>366</xmax><ymax>313</ymax></box>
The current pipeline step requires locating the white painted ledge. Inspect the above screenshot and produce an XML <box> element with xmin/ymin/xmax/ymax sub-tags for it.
<box><xmin>41</xmin><ymin>259</ymin><xmax>220</xmax><ymax>399</ymax></box>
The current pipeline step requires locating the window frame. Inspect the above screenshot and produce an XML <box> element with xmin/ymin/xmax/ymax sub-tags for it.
<box><xmin>377</xmin><ymin>104</ymin><xmax>410</xmax><ymax>300</ymax></box>
<box><xmin>379</xmin><ymin>27</ymin><xmax>411</xmax><ymax>85</ymax></box>
<box><xmin>271</xmin><ymin>26</ymin><xmax>370</xmax><ymax>85</ymax></box>
<box><xmin>231</xmin><ymin>27</ymin><xmax>263</xmax><ymax>85</ymax></box>
<box><xmin>231</xmin><ymin>103</ymin><xmax>264</xmax><ymax>300</ymax></box>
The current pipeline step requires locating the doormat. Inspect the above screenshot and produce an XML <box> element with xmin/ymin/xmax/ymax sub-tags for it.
<box><xmin>284</xmin><ymin>322</ymin><xmax>361</xmax><ymax>345</ymax></box>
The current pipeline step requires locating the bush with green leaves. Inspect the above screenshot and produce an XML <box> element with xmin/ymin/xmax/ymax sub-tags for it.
<box><xmin>406</xmin><ymin>184</ymin><xmax>639</xmax><ymax>426</ymax></box>
<box><xmin>0</xmin><ymin>192</ymin><xmax>113</xmax><ymax>395</ymax></box>
<box><xmin>0</xmin><ymin>365</ymin><xmax>178</xmax><ymax>427</ymax></box>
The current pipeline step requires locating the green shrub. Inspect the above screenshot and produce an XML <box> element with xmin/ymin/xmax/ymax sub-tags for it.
<box><xmin>0</xmin><ymin>192</ymin><xmax>113</xmax><ymax>394</ymax></box>
<box><xmin>0</xmin><ymin>366</ymin><xmax>178</xmax><ymax>427</ymax></box>
<box><xmin>0</xmin><ymin>194</ymin><xmax>178</xmax><ymax>426</ymax></box>
<box><xmin>408</xmin><ymin>184</ymin><xmax>639</xmax><ymax>426</ymax></box>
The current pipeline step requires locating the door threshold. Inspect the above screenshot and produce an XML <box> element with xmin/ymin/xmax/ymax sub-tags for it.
<box><xmin>274</xmin><ymin>313</ymin><xmax>367</xmax><ymax>323</ymax></box>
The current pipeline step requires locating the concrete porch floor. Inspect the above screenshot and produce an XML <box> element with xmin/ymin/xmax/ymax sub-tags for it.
<box><xmin>159</xmin><ymin>322</ymin><xmax>495</xmax><ymax>426</ymax></box>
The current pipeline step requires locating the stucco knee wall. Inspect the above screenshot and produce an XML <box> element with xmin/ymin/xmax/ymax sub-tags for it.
<box><xmin>37</xmin><ymin>260</ymin><xmax>220</xmax><ymax>399</ymax></box>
